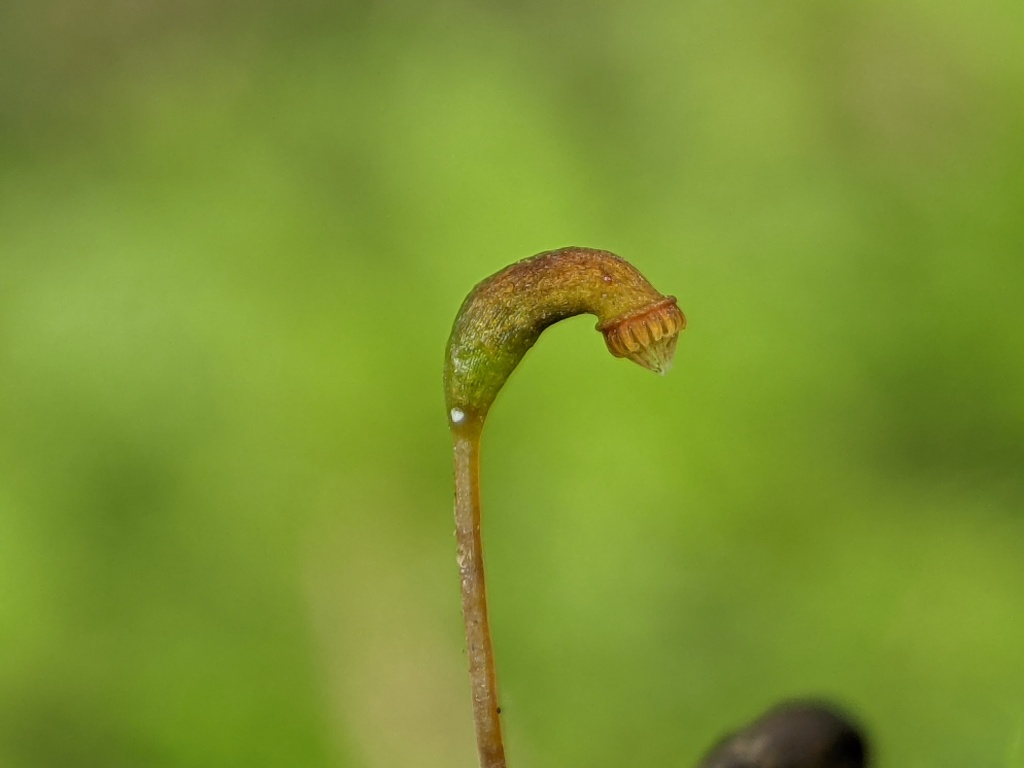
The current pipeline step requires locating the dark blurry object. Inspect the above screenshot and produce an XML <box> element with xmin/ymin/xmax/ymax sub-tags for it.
<box><xmin>698</xmin><ymin>701</ymin><xmax>868</xmax><ymax>768</ymax></box>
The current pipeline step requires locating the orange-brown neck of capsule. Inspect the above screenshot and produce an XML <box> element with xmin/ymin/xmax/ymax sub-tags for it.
<box><xmin>599</xmin><ymin>296</ymin><xmax>686</xmax><ymax>374</ymax></box>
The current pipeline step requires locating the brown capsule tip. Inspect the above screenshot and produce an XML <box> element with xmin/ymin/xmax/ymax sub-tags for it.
<box><xmin>599</xmin><ymin>296</ymin><xmax>686</xmax><ymax>375</ymax></box>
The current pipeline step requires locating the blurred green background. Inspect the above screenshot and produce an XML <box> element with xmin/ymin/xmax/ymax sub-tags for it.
<box><xmin>2</xmin><ymin>1</ymin><xmax>1023</xmax><ymax>766</ymax></box>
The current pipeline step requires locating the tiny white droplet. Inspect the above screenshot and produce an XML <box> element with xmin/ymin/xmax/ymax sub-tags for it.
<box><xmin>450</xmin><ymin>408</ymin><xmax>465</xmax><ymax>424</ymax></box>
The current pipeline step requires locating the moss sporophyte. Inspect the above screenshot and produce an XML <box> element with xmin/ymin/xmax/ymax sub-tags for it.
<box><xmin>442</xmin><ymin>247</ymin><xmax>870</xmax><ymax>767</ymax></box>
<box><xmin>443</xmin><ymin>247</ymin><xmax>872</xmax><ymax>767</ymax></box>
<box><xmin>443</xmin><ymin>247</ymin><xmax>685</xmax><ymax>768</ymax></box>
